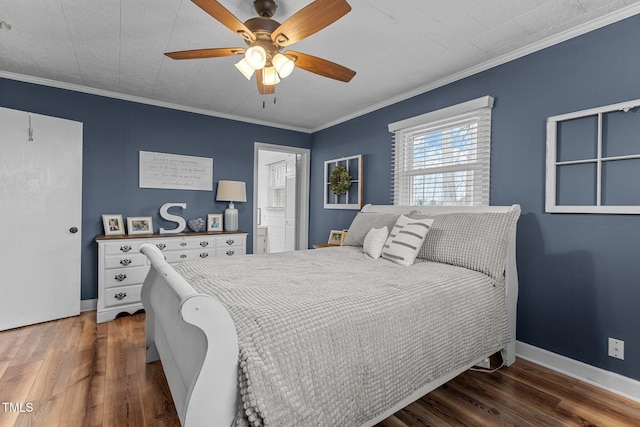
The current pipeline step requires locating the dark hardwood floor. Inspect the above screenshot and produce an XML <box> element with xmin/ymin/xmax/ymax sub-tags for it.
<box><xmin>1</xmin><ymin>312</ymin><xmax>639</xmax><ymax>426</ymax></box>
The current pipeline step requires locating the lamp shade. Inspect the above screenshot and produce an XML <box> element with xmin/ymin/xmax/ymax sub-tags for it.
<box><xmin>262</xmin><ymin>66</ymin><xmax>280</xmax><ymax>85</ymax></box>
<box><xmin>245</xmin><ymin>46</ymin><xmax>267</xmax><ymax>70</ymax></box>
<box><xmin>273</xmin><ymin>53</ymin><xmax>295</xmax><ymax>78</ymax></box>
<box><xmin>235</xmin><ymin>58</ymin><xmax>255</xmax><ymax>80</ymax></box>
<box><xmin>216</xmin><ymin>180</ymin><xmax>247</xmax><ymax>202</ymax></box>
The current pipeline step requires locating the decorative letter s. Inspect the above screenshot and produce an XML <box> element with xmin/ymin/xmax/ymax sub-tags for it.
<box><xmin>159</xmin><ymin>203</ymin><xmax>187</xmax><ymax>234</ymax></box>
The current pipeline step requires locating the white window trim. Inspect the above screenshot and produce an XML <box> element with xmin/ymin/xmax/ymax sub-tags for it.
<box><xmin>546</xmin><ymin>98</ymin><xmax>640</xmax><ymax>214</ymax></box>
<box><xmin>389</xmin><ymin>96</ymin><xmax>494</xmax><ymax>207</ymax></box>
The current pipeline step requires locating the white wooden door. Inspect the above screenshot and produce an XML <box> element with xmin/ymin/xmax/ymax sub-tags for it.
<box><xmin>0</xmin><ymin>107</ymin><xmax>83</xmax><ymax>330</ymax></box>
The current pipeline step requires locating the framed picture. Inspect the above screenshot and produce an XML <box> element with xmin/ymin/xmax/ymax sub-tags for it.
<box><xmin>207</xmin><ymin>214</ymin><xmax>223</xmax><ymax>231</ymax></box>
<box><xmin>127</xmin><ymin>216</ymin><xmax>153</xmax><ymax>235</ymax></box>
<box><xmin>328</xmin><ymin>229</ymin><xmax>345</xmax><ymax>245</ymax></box>
<box><xmin>102</xmin><ymin>214</ymin><xmax>125</xmax><ymax>236</ymax></box>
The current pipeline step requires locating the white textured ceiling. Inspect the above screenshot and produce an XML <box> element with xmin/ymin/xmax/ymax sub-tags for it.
<box><xmin>1</xmin><ymin>0</ymin><xmax>639</xmax><ymax>132</ymax></box>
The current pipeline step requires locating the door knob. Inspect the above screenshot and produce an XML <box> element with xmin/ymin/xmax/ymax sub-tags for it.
<box><xmin>69</xmin><ymin>227</ymin><xmax>78</xmax><ymax>233</ymax></box>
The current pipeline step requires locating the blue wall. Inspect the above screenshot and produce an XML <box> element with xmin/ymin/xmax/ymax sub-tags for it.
<box><xmin>0</xmin><ymin>79</ymin><xmax>311</xmax><ymax>300</ymax></box>
<box><xmin>310</xmin><ymin>15</ymin><xmax>640</xmax><ymax>380</ymax></box>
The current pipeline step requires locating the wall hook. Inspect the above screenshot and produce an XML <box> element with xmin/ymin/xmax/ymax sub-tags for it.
<box><xmin>28</xmin><ymin>114</ymin><xmax>34</xmax><ymax>141</ymax></box>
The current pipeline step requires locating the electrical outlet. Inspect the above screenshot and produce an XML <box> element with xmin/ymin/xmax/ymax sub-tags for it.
<box><xmin>608</xmin><ymin>337</ymin><xmax>624</xmax><ymax>360</ymax></box>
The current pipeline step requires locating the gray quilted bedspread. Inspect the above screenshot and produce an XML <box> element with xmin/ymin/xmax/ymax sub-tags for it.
<box><xmin>173</xmin><ymin>246</ymin><xmax>510</xmax><ymax>427</ymax></box>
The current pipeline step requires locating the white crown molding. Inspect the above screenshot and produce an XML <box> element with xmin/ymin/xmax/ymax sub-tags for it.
<box><xmin>0</xmin><ymin>71</ymin><xmax>312</xmax><ymax>134</ymax></box>
<box><xmin>312</xmin><ymin>4</ymin><xmax>640</xmax><ymax>133</ymax></box>
<box><xmin>517</xmin><ymin>341</ymin><xmax>640</xmax><ymax>403</ymax></box>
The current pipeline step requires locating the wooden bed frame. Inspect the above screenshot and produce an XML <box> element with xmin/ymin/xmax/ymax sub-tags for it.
<box><xmin>139</xmin><ymin>204</ymin><xmax>519</xmax><ymax>427</ymax></box>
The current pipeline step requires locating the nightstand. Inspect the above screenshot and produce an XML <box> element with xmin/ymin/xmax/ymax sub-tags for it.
<box><xmin>312</xmin><ymin>243</ymin><xmax>339</xmax><ymax>249</ymax></box>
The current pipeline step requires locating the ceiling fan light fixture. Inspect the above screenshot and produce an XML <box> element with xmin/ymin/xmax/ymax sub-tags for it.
<box><xmin>272</xmin><ymin>53</ymin><xmax>294</xmax><ymax>78</ymax></box>
<box><xmin>235</xmin><ymin>58</ymin><xmax>255</xmax><ymax>80</ymax></box>
<box><xmin>262</xmin><ymin>66</ymin><xmax>280</xmax><ymax>85</ymax></box>
<box><xmin>245</xmin><ymin>46</ymin><xmax>267</xmax><ymax>70</ymax></box>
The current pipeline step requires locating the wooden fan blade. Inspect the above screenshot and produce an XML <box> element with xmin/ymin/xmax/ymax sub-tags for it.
<box><xmin>165</xmin><ymin>48</ymin><xmax>245</xmax><ymax>60</ymax></box>
<box><xmin>271</xmin><ymin>0</ymin><xmax>351</xmax><ymax>47</ymax></box>
<box><xmin>192</xmin><ymin>0</ymin><xmax>256</xmax><ymax>41</ymax></box>
<box><xmin>286</xmin><ymin>51</ymin><xmax>355</xmax><ymax>82</ymax></box>
<box><xmin>256</xmin><ymin>70</ymin><xmax>276</xmax><ymax>95</ymax></box>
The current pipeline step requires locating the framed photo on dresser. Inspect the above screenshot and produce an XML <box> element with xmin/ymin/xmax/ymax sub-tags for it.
<box><xmin>207</xmin><ymin>214</ymin><xmax>223</xmax><ymax>231</ymax></box>
<box><xmin>127</xmin><ymin>216</ymin><xmax>153</xmax><ymax>235</ymax></box>
<box><xmin>102</xmin><ymin>214</ymin><xmax>125</xmax><ymax>236</ymax></box>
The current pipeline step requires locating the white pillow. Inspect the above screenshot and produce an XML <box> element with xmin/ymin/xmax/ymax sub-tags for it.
<box><xmin>362</xmin><ymin>226</ymin><xmax>389</xmax><ymax>259</ymax></box>
<box><xmin>382</xmin><ymin>215</ymin><xmax>434</xmax><ymax>266</ymax></box>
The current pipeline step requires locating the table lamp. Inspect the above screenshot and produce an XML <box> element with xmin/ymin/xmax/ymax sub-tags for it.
<box><xmin>216</xmin><ymin>180</ymin><xmax>246</xmax><ymax>232</ymax></box>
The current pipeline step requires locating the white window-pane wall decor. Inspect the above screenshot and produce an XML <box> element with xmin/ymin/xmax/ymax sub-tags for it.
<box><xmin>389</xmin><ymin>96</ymin><xmax>493</xmax><ymax>207</ymax></box>
<box><xmin>323</xmin><ymin>154</ymin><xmax>363</xmax><ymax>209</ymax></box>
<box><xmin>545</xmin><ymin>98</ymin><xmax>640</xmax><ymax>214</ymax></box>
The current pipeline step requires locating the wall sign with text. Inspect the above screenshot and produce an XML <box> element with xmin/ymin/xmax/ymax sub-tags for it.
<box><xmin>139</xmin><ymin>151</ymin><xmax>213</xmax><ymax>191</ymax></box>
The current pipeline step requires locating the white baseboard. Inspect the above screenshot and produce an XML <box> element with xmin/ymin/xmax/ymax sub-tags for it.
<box><xmin>516</xmin><ymin>341</ymin><xmax>640</xmax><ymax>403</ymax></box>
<box><xmin>80</xmin><ymin>299</ymin><xmax>97</xmax><ymax>312</ymax></box>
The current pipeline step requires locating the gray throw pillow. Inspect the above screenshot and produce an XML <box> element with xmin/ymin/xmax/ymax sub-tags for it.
<box><xmin>408</xmin><ymin>208</ymin><xmax>520</xmax><ymax>280</ymax></box>
<box><xmin>343</xmin><ymin>212</ymin><xmax>400</xmax><ymax>246</ymax></box>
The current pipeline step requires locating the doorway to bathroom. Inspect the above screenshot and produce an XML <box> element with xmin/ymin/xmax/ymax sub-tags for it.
<box><xmin>253</xmin><ymin>142</ymin><xmax>310</xmax><ymax>253</ymax></box>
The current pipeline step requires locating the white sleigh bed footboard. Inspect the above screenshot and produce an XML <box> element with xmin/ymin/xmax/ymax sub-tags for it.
<box><xmin>140</xmin><ymin>243</ymin><xmax>239</xmax><ymax>427</ymax></box>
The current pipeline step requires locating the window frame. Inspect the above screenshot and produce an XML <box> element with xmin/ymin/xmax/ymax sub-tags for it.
<box><xmin>267</xmin><ymin>160</ymin><xmax>286</xmax><ymax>209</ymax></box>
<box><xmin>388</xmin><ymin>96</ymin><xmax>494</xmax><ymax>207</ymax></box>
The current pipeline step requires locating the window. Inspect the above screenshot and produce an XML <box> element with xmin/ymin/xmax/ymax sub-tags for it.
<box><xmin>389</xmin><ymin>96</ymin><xmax>493</xmax><ymax>206</ymax></box>
<box><xmin>267</xmin><ymin>161</ymin><xmax>286</xmax><ymax>208</ymax></box>
<box><xmin>546</xmin><ymin>98</ymin><xmax>640</xmax><ymax>214</ymax></box>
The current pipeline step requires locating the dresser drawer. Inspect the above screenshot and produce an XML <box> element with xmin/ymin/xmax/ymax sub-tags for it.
<box><xmin>104</xmin><ymin>284</ymin><xmax>142</xmax><ymax>308</ymax></box>
<box><xmin>105</xmin><ymin>253</ymin><xmax>147</xmax><ymax>269</ymax></box>
<box><xmin>216</xmin><ymin>247</ymin><xmax>242</xmax><ymax>257</ymax></box>
<box><xmin>104</xmin><ymin>266</ymin><xmax>149</xmax><ymax>288</ymax></box>
<box><xmin>164</xmin><ymin>249</ymin><xmax>215</xmax><ymax>263</ymax></box>
<box><xmin>104</xmin><ymin>242</ymin><xmax>140</xmax><ymax>255</ymax></box>
<box><xmin>214</xmin><ymin>236</ymin><xmax>243</xmax><ymax>248</ymax></box>
<box><xmin>160</xmin><ymin>238</ymin><xmax>216</xmax><ymax>251</ymax></box>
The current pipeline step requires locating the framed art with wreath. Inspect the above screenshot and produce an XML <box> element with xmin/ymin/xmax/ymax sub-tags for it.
<box><xmin>323</xmin><ymin>154</ymin><xmax>363</xmax><ymax>209</ymax></box>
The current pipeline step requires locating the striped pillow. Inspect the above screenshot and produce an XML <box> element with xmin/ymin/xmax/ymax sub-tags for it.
<box><xmin>382</xmin><ymin>215</ymin><xmax>434</xmax><ymax>266</ymax></box>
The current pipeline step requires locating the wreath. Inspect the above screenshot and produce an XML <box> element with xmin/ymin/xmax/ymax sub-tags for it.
<box><xmin>330</xmin><ymin>166</ymin><xmax>352</xmax><ymax>195</ymax></box>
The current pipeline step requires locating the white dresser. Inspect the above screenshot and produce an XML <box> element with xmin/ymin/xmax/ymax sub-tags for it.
<box><xmin>96</xmin><ymin>231</ymin><xmax>247</xmax><ymax>323</ymax></box>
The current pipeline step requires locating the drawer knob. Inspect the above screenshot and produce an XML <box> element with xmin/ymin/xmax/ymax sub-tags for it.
<box><xmin>114</xmin><ymin>274</ymin><xmax>127</xmax><ymax>282</ymax></box>
<box><xmin>226</xmin><ymin>250</ymin><xmax>234</xmax><ymax>256</ymax></box>
<box><xmin>156</xmin><ymin>243</ymin><xmax>166</xmax><ymax>250</ymax></box>
<box><xmin>120</xmin><ymin>245</ymin><xmax>132</xmax><ymax>253</ymax></box>
<box><xmin>120</xmin><ymin>259</ymin><xmax>132</xmax><ymax>266</ymax></box>
<box><xmin>180</xmin><ymin>242</ymin><xmax>187</xmax><ymax>247</ymax></box>
<box><xmin>200</xmin><ymin>241</ymin><xmax>209</xmax><ymax>247</ymax></box>
<box><xmin>226</xmin><ymin>239</ymin><xmax>234</xmax><ymax>245</ymax></box>
<box><xmin>200</xmin><ymin>252</ymin><xmax>209</xmax><ymax>258</ymax></box>
<box><xmin>180</xmin><ymin>254</ymin><xmax>187</xmax><ymax>259</ymax></box>
<box><xmin>114</xmin><ymin>292</ymin><xmax>127</xmax><ymax>300</ymax></box>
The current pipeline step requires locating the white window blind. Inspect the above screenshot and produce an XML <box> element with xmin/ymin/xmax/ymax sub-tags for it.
<box><xmin>267</xmin><ymin>161</ymin><xmax>286</xmax><ymax>208</ymax></box>
<box><xmin>389</xmin><ymin>96</ymin><xmax>494</xmax><ymax>206</ymax></box>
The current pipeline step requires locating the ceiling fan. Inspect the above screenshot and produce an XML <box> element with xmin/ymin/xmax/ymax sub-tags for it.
<box><xmin>165</xmin><ymin>0</ymin><xmax>356</xmax><ymax>95</ymax></box>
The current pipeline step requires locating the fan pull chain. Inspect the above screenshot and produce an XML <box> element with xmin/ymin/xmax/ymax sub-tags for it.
<box><xmin>262</xmin><ymin>97</ymin><xmax>277</xmax><ymax>109</ymax></box>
